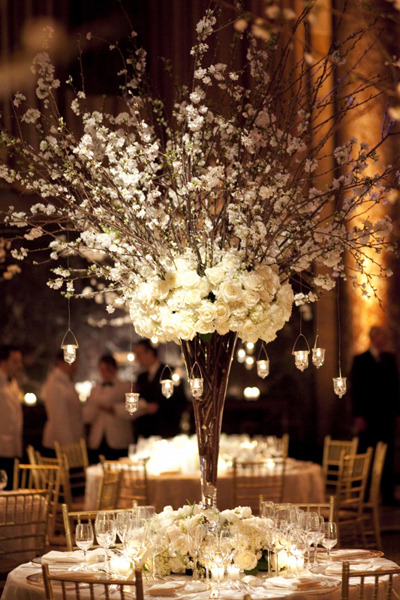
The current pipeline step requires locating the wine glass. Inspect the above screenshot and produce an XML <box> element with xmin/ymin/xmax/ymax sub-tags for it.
<box><xmin>116</xmin><ymin>511</ymin><xmax>135</xmax><ymax>548</ymax></box>
<box><xmin>321</xmin><ymin>522</ymin><xmax>337</xmax><ymax>560</ymax></box>
<box><xmin>0</xmin><ymin>470</ymin><xmax>8</xmax><ymax>490</ymax></box>
<box><xmin>187</xmin><ymin>523</ymin><xmax>204</xmax><ymax>580</ymax></box>
<box><xmin>75</xmin><ymin>522</ymin><xmax>94</xmax><ymax>569</ymax></box>
<box><xmin>125</xmin><ymin>517</ymin><xmax>147</xmax><ymax>567</ymax></box>
<box><xmin>95</xmin><ymin>512</ymin><xmax>116</xmax><ymax>575</ymax></box>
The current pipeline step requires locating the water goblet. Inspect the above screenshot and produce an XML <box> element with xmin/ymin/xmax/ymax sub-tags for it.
<box><xmin>0</xmin><ymin>470</ymin><xmax>8</xmax><ymax>490</ymax></box>
<box><xmin>75</xmin><ymin>522</ymin><xmax>94</xmax><ymax>569</ymax></box>
<box><xmin>321</xmin><ymin>522</ymin><xmax>337</xmax><ymax>560</ymax></box>
<box><xmin>95</xmin><ymin>512</ymin><xmax>117</xmax><ymax>575</ymax></box>
<box><xmin>125</xmin><ymin>517</ymin><xmax>147</xmax><ymax>568</ymax></box>
<box><xmin>187</xmin><ymin>523</ymin><xmax>204</xmax><ymax>580</ymax></box>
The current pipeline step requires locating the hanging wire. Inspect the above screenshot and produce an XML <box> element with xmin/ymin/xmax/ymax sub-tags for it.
<box><xmin>333</xmin><ymin>281</ymin><xmax>347</xmax><ymax>397</ymax></box>
<box><xmin>312</xmin><ymin>301</ymin><xmax>326</xmax><ymax>368</ymax></box>
<box><xmin>125</xmin><ymin>325</ymin><xmax>139</xmax><ymax>414</ymax></box>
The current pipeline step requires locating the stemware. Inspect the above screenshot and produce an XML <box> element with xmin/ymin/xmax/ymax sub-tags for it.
<box><xmin>187</xmin><ymin>523</ymin><xmax>204</xmax><ymax>580</ymax></box>
<box><xmin>321</xmin><ymin>522</ymin><xmax>338</xmax><ymax>560</ymax></box>
<box><xmin>0</xmin><ymin>470</ymin><xmax>8</xmax><ymax>490</ymax></box>
<box><xmin>125</xmin><ymin>517</ymin><xmax>148</xmax><ymax>567</ymax></box>
<box><xmin>75</xmin><ymin>522</ymin><xmax>94</xmax><ymax>569</ymax></box>
<box><xmin>94</xmin><ymin>512</ymin><xmax>117</xmax><ymax>575</ymax></box>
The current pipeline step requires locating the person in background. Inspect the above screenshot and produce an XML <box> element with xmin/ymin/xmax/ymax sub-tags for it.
<box><xmin>351</xmin><ymin>325</ymin><xmax>400</xmax><ymax>505</ymax></box>
<box><xmin>0</xmin><ymin>345</ymin><xmax>23</xmax><ymax>489</ymax></box>
<box><xmin>42</xmin><ymin>351</ymin><xmax>84</xmax><ymax>457</ymax></box>
<box><xmin>84</xmin><ymin>354</ymin><xmax>150</xmax><ymax>461</ymax></box>
<box><xmin>133</xmin><ymin>339</ymin><xmax>188</xmax><ymax>440</ymax></box>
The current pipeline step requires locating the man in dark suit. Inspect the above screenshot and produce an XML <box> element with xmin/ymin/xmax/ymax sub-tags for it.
<box><xmin>133</xmin><ymin>339</ymin><xmax>187</xmax><ymax>440</ymax></box>
<box><xmin>351</xmin><ymin>326</ymin><xmax>400</xmax><ymax>505</ymax></box>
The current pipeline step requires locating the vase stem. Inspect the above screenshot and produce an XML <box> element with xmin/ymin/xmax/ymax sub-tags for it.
<box><xmin>200</xmin><ymin>455</ymin><xmax>217</xmax><ymax>508</ymax></box>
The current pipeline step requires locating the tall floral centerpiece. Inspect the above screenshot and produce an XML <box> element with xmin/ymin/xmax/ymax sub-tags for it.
<box><xmin>0</xmin><ymin>4</ymin><xmax>396</xmax><ymax>507</ymax></box>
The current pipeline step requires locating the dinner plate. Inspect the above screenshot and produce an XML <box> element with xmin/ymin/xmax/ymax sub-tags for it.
<box><xmin>317</xmin><ymin>549</ymin><xmax>383</xmax><ymax>563</ymax></box>
<box><xmin>27</xmin><ymin>573</ymin><xmax>92</xmax><ymax>588</ymax></box>
<box><xmin>31</xmin><ymin>556</ymin><xmax>42</xmax><ymax>565</ymax></box>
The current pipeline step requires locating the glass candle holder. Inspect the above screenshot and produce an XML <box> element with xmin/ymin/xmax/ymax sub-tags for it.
<box><xmin>125</xmin><ymin>392</ymin><xmax>140</xmax><ymax>414</ymax></box>
<box><xmin>62</xmin><ymin>344</ymin><xmax>77</xmax><ymax>364</ymax></box>
<box><xmin>293</xmin><ymin>350</ymin><xmax>309</xmax><ymax>371</ymax></box>
<box><xmin>256</xmin><ymin>359</ymin><xmax>270</xmax><ymax>378</ymax></box>
<box><xmin>161</xmin><ymin>378</ymin><xmax>174</xmax><ymax>398</ymax></box>
<box><xmin>333</xmin><ymin>376</ymin><xmax>347</xmax><ymax>398</ymax></box>
<box><xmin>189</xmin><ymin>377</ymin><xmax>203</xmax><ymax>398</ymax></box>
<box><xmin>312</xmin><ymin>347</ymin><xmax>325</xmax><ymax>368</ymax></box>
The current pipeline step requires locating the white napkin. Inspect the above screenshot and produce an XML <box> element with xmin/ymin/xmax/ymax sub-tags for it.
<box><xmin>146</xmin><ymin>580</ymin><xmax>187</xmax><ymax>596</ymax></box>
<box><xmin>325</xmin><ymin>561</ymin><xmax>374</xmax><ymax>575</ymax></box>
<box><xmin>41</xmin><ymin>549</ymin><xmax>103</xmax><ymax>565</ymax></box>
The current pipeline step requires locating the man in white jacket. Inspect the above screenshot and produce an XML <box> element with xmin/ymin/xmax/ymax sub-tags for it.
<box><xmin>0</xmin><ymin>345</ymin><xmax>23</xmax><ymax>488</ymax></box>
<box><xmin>42</xmin><ymin>351</ymin><xmax>84</xmax><ymax>455</ymax></box>
<box><xmin>84</xmin><ymin>354</ymin><xmax>149</xmax><ymax>462</ymax></box>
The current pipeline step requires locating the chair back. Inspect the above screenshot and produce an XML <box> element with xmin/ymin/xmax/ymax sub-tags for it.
<box><xmin>322</xmin><ymin>436</ymin><xmax>359</xmax><ymax>494</ymax></box>
<box><xmin>61</xmin><ymin>503</ymin><xmax>132</xmax><ymax>551</ymax></box>
<box><xmin>233</xmin><ymin>457</ymin><xmax>286</xmax><ymax>514</ymax></box>
<box><xmin>337</xmin><ymin>448</ymin><xmax>373</xmax><ymax>513</ymax></box>
<box><xmin>368</xmin><ymin>441</ymin><xmax>388</xmax><ymax>505</ymax></box>
<box><xmin>54</xmin><ymin>439</ymin><xmax>88</xmax><ymax>499</ymax></box>
<box><xmin>341</xmin><ymin>561</ymin><xmax>400</xmax><ymax>600</ymax></box>
<box><xmin>0</xmin><ymin>489</ymin><xmax>51</xmax><ymax>569</ymax></box>
<box><xmin>100</xmin><ymin>458</ymin><xmax>150</xmax><ymax>508</ymax></box>
<box><xmin>293</xmin><ymin>495</ymin><xmax>336</xmax><ymax>522</ymax></box>
<box><xmin>13</xmin><ymin>461</ymin><xmax>61</xmax><ymax>538</ymax></box>
<box><xmin>33</xmin><ymin>449</ymin><xmax>74</xmax><ymax>509</ymax></box>
<box><xmin>42</xmin><ymin>563</ymin><xmax>144</xmax><ymax>600</ymax></box>
<box><xmin>96</xmin><ymin>469</ymin><xmax>122</xmax><ymax>510</ymax></box>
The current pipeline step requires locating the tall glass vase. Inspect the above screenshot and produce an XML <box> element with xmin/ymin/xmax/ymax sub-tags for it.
<box><xmin>181</xmin><ymin>331</ymin><xmax>237</xmax><ymax>508</ymax></box>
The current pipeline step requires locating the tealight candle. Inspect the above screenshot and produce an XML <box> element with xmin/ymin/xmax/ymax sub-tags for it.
<box><xmin>211</xmin><ymin>566</ymin><xmax>224</xmax><ymax>581</ymax></box>
<box><xmin>227</xmin><ymin>564</ymin><xmax>240</xmax><ymax>580</ymax></box>
<box><xmin>110</xmin><ymin>555</ymin><xmax>132</xmax><ymax>577</ymax></box>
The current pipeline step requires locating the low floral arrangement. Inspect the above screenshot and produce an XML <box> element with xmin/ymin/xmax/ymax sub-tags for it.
<box><xmin>146</xmin><ymin>504</ymin><xmax>279</xmax><ymax>576</ymax></box>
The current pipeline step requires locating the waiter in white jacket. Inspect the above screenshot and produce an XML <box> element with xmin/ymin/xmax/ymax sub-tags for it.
<box><xmin>0</xmin><ymin>345</ymin><xmax>23</xmax><ymax>489</ymax></box>
<box><xmin>42</xmin><ymin>351</ymin><xmax>84</xmax><ymax>454</ymax></box>
<box><xmin>84</xmin><ymin>354</ymin><xmax>149</xmax><ymax>461</ymax></box>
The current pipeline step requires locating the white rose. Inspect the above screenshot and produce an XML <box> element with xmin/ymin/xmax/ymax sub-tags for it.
<box><xmin>242</xmin><ymin>289</ymin><xmax>260</xmax><ymax>309</ymax></box>
<box><xmin>184</xmin><ymin>288</ymin><xmax>204</xmax><ymax>306</ymax></box>
<box><xmin>214</xmin><ymin>301</ymin><xmax>230</xmax><ymax>320</ymax></box>
<box><xmin>238</xmin><ymin>320</ymin><xmax>258</xmax><ymax>343</ymax></box>
<box><xmin>195</xmin><ymin>319</ymin><xmax>215</xmax><ymax>334</ymax></box>
<box><xmin>219</xmin><ymin>280</ymin><xmax>242</xmax><ymax>304</ymax></box>
<box><xmin>177</xmin><ymin>270</ymin><xmax>201</xmax><ymax>288</ymax></box>
<box><xmin>196</xmin><ymin>301</ymin><xmax>216</xmax><ymax>323</ymax></box>
<box><xmin>205</xmin><ymin>265</ymin><xmax>226</xmax><ymax>286</ymax></box>
<box><xmin>175</xmin><ymin>315</ymin><xmax>197</xmax><ymax>340</ymax></box>
<box><xmin>235</xmin><ymin>550</ymin><xmax>258</xmax><ymax>571</ymax></box>
<box><xmin>242</xmin><ymin>272</ymin><xmax>264</xmax><ymax>291</ymax></box>
<box><xmin>169</xmin><ymin>556</ymin><xmax>186</xmax><ymax>573</ymax></box>
<box><xmin>216</xmin><ymin>320</ymin><xmax>231</xmax><ymax>335</ymax></box>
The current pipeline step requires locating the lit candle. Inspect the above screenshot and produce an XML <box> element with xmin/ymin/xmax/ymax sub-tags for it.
<box><xmin>227</xmin><ymin>564</ymin><xmax>240</xmax><ymax>580</ymax></box>
<box><xmin>211</xmin><ymin>566</ymin><xmax>224</xmax><ymax>581</ymax></box>
<box><xmin>110</xmin><ymin>555</ymin><xmax>132</xmax><ymax>577</ymax></box>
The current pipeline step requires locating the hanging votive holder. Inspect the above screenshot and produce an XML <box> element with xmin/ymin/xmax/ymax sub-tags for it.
<box><xmin>312</xmin><ymin>347</ymin><xmax>325</xmax><ymax>368</ymax></box>
<box><xmin>189</xmin><ymin>361</ymin><xmax>203</xmax><ymax>399</ymax></box>
<box><xmin>333</xmin><ymin>376</ymin><xmax>347</xmax><ymax>398</ymax></box>
<box><xmin>125</xmin><ymin>392</ymin><xmax>140</xmax><ymax>414</ymax></box>
<box><xmin>256</xmin><ymin>342</ymin><xmax>270</xmax><ymax>379</ymax></box>
<box><xmin>60</xmin><ymin>329</ymin><xmax>79</xmax><ymax>364</ymax></box>
<box><xmin>292</xmin><ymin>334</ymin><xmax>310</xmax><ymax>372</ymax></box>
<box><xmin>160</xmin><ymin>365</ymin><xmax>174</xmax><ymax>399</ymax></box>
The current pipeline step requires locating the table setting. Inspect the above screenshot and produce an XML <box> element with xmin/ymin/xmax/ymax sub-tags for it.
<box><xmin>2</xmin><ymin>502</ymin><xmax>400</xmax><ymax>600</ymax></box>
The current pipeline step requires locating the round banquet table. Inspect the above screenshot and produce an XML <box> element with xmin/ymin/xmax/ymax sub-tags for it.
<box><xmin>2</xmin><ymin>552</ymin><xmax>400</xmax><ymax>600</ymax></box>
<box><xmin>84</xmin><ymin>458</ymin><xmax>325</xmax><ymax>512</ymax></box>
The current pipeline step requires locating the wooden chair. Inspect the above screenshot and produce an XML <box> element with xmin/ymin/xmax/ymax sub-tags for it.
<box><xmin>61</xmin><ymin>503</ymin><xmax>132</xmax><ymax>551</ymax></box>
<box><xmin>232</xmin><ymin>457</ymin><xmax>286</xmax><ymax>514</ymax></box>
<box><xmin>362</xmin><ymin>441</ymin><xmax>388</xmax><ymax>550</ymax></box>
<box><xmin>322</xmin><ymin>436</ymin><xmax>359</xmax><ymax>496</ymax></box>
<box><xmin>336</xmin><ymin>447</ymin><xmax>373</xmax><ymax>548</ymax></box>
<box><xmin>293</xmin><ymin>495</ymin><xmax>337</xmax><ymax>522</ymax></box>
<box><xmin>13</xmin><ymin>460</ymin><xmax>61</xmax><ymax>539</ymax></box>
<box><xmin>0</xmin><ymin>489</ymin><xmax>51</xmax><ymax>580</ymax></box>
<box><xmin>341</xmin><ymin>560</ymin><xmax>400</xmax><ymax>600</ymax></box>
<box><xmin>100</xmin><ymin>457</ymin><xmax>150</xmax><ymax>508</ymax></box>
<box><xmin>54</xmin><ymin>439</ymin><xmax>89</xmax><ymax>499</ymax></box>
<box><xmin>42</xmin><ymin>563</ymin><xmax>144</xmax><ymax>600</ymax></box>
<box><xmin>96</xmin><ymin>469</ymin><xmax>122</xmax><ymax>510</ymax></box>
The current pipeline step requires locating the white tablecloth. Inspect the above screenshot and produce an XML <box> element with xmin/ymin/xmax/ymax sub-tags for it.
<box><xmin>85</xmin><ymin>459</ymin><xmax>325</xmax><ymax>512</ymax></box>
<box><xmin>2</xmin><ymin>552</ymin><xmax>399</xmax><ymax>600</ymax></box>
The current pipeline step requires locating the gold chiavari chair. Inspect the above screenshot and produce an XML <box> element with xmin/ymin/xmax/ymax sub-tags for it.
<box><xmin>42</xmin><ymin>563</ymin><xmax>144</xmax><ymax>600</ymax></box>
<box><xmin>54</xmin><ymin>439</ymin><xmax>89</xmax><ymax>500</ymax></box>
<box><xmin>293</xmin><ymin>495</ymin><xmax>337</xmax><ymax>523</ymax></box>
<box><xmin>0</xmin><ymin>489</ymin><xmax>51</xmax><ymax>583</ymax></box>
<box><xmin>96</xmin><ymin>469</ymin><xmax>122</xmax><ymax>510</ymax></box>
<box><xmin>13</xmin><ymin>460</ymin><xmax>61</xmax><ymax>539</ymax></box>
<box><xmin>61</xmin><ymin>503</ymin><xmax>132</xmax><ymax>551</ymax></box>
<box><xmin>362</xmin><ymin>441</ymin><xmax>388</xmax><ymax>550</ymax></box>
<box><xmin>30</xmin><ymin>446</ymin><xmax>81</xmax><ymax>511</ymax></box>
<box><xmin>233</xmin><ymin>457</ymin><xmax>286</xmax><ymax>514</ymax></box>
<box><xmin>341</xmin><ymin>561</ymin><xmax>400</xmax><ymax>600</ymax></box>
<box><xmin>322</xmin><ymin>436</ymin><xmax>359</xmax><ymax>497</ymax></box>
<box><xmin>100</xmin><ymin>457</ymin><xmax>150</xmax><ymax>508</ymax></box>
<box><xmin>336</xmin><ymin>447</ymin><xmax>373</xmax><ymax>548</ymax></box>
